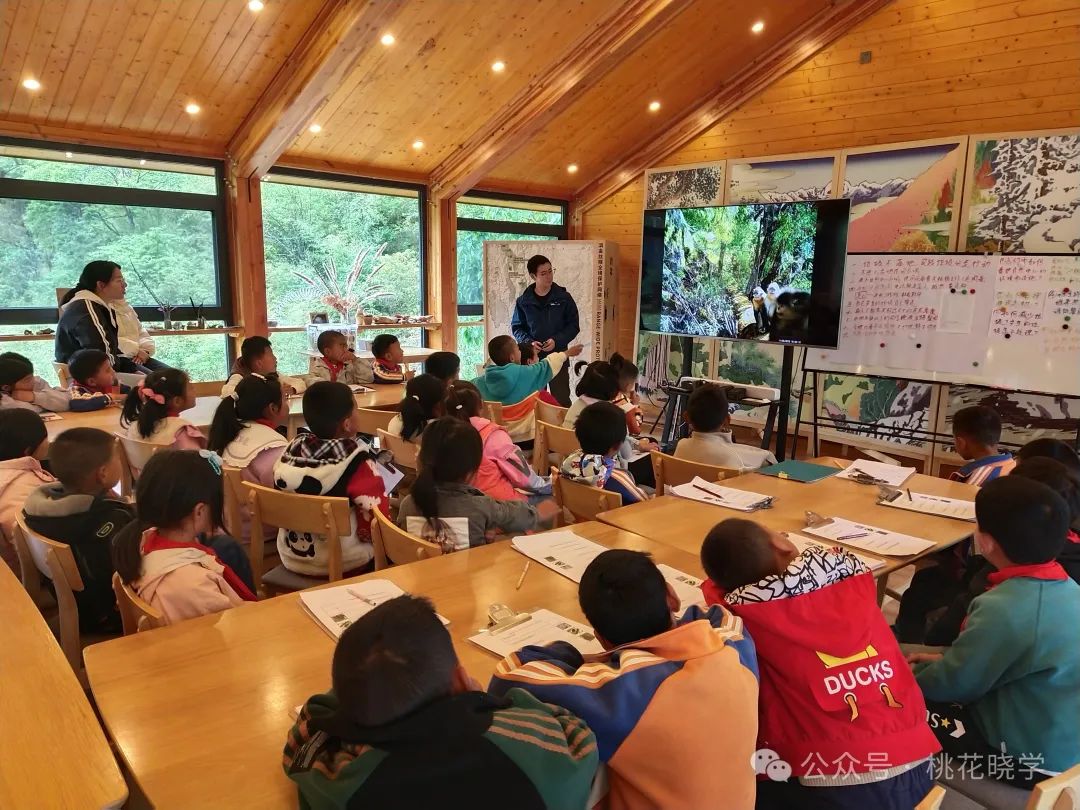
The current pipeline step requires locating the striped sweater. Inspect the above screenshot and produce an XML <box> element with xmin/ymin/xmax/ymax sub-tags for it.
<box><xmin>950</xmin><ymin>452</ymin><xmax>1015</xmax><ymax>486</ymax></box>
<box><xmin>490</xmin><ymin>605</ymin><xmax>760</xmax><ymax>810</ymax></box>
<box><xmin>283</xmin><ymin>688</ymin><xmax>598</xmax><ymax>810</ymax></box>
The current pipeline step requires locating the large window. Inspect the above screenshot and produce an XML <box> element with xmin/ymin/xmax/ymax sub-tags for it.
<box><xmin>0</xmin><ymin>142</ymin><xmax>231</xmax><ymax>383</ymax></box>
<box><xmin>455</xmin><ymin>193</ymin><xmax>566</xmax><ymax>372</ymax></box>
<box><xmin>261</xmin><ymin>170</ymin><xmax>426</xmax><ymax>376</ymax></box>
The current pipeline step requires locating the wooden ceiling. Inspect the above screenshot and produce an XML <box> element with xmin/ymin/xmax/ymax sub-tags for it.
<box><xmin>0</xmin><ymin>0</ymin><xmax>877</xmax><ymax>196</ymax></box>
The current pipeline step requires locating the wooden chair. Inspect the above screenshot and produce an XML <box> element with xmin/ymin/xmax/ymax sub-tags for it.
<box><xmin>1029</xmin><ymin>762</ymin><xmax>1080</xmax><ymax>809</ymax></box>
<box><xmin>52</xmin><ymin>362</ymin><xmax>71</xmax><ymax>389</ymax></box>
<box><xmin>370</xmin><ymin>508</ymin><xmax>442</xmax><ymax>569</ymax></box>
<box><xmin>378</xmin><ymin>428</ymin><xmax>419</xmax><ymax>472</ymax></box>
<box><xmin>551</xmin><ymin>468</ymin><xmax>622</xmax><ymax>525</ymax></box>
<box><xmin>12</xmin><ymin>517</ymin><xmax>50</xmax><ymax>608</ymax></box>
<box><xmin>534</xmin><ymin>398</ymin><xmax>568</xmax><ymax>427</ymax></box>
<box><xmin>222</xmin><ymin>465</ymin><xmax>246</xmax><ymax>539</ymax></box>
<box><xmin>914</xmin><ymin>785</ymin><xmax>944</xmax><ymax>810</ymax></box>
<box><xmin>111</xmin><ymin>573</ymin><xmax>164</xmax><ymax>635</ymax></box>
<box><xmin>114</xmin><ymin>432</ymin><xmax>164</xmax><ymax>498</ymax></box>
<box><xmin>532</xmin><ymin>400</ymin><xmax>569</xmax><ymax>467</ymax></box>
<box><xmin>355</xmin><ymin>406</ymin><xmax>397</xmax><ymax>437</ymax></box>
<box><xmin>245</xmin><ymin>482</ymin><xmax>353</xmax><ymax>594</ymax></box>
<box><xmin>534</xmin><ymin>419</ymin><xmax>582</xmax><ymax>473</ymax></box>
<box><xmin>483</xmin><ymin>400</ymin><xmax>505</xmax><ymax>426</ymax></box>
<box><xmin>650</xmin><ymin>450</ymin><xmax>741</xmax><ymax>492</ymax></box>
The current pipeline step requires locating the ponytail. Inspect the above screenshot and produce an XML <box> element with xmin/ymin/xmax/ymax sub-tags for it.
<box><xmin>61</xmin><ymin>260</ymin><xmax>120</xmax><ymax>305</ymax></box>
<box><xmin>208</xmin><ymin>375</ymin><xmax>283</xmax><ymax>452</ymax></box>
<box><xmin>609</xmin><ymin>351</ymin><xmax>639</xmax><ymax>389</ymax></box>
<box><xmin>412</xmin><ymin>417</ymin><xmax>483</xmax><ymax>539</ymax></box>
<box><xmin>120</xmin><ymin>368</ymin><xmax>190</xmax><ymax>439</ymax></box>
<box><xmin>444</xmin><ymin>380</ymin><xmax>483</xmax><ymax>421</ymax></box>
<box><xmin>399</xmin><ymin>374</ymin><xmax>446</xmax><ymax>441</ymax></box>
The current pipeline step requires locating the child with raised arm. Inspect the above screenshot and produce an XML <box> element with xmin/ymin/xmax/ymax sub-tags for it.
<box><xmin>121</xmin><ymin>368</ymin><xmax>206</xmax><ymax>449</ymax></box>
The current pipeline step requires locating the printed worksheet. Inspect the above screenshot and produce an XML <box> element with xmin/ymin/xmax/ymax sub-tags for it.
<box><xmin>511</xmin><ymin>531</ymin><xmax>606</xmax><ymax>581</ymax></box>
<box><xmin>835</xmin><ymin>460</ymin><xmax>916</xmax><ymax>487</ymax></box>
<box><xmin>787</xmin><ymin>533</ymin><xmax>887</xmax><ymax>572</ymax></box>
<box><xmin>804</xmin><ymin>518</ymin><xmax>935</xmax><ymax>556</ymax></box>
<box><xmin>469</xmin><ymin>609</ymin><xmax>604</xmax><ymax>658</ymax></box>
<box><xmin>656</xmin><ymin>563</ymin><xmax>706</xmax><ymax>610</ymax></box>
<box><xmin>879</xmin><ymin>491</ymin><xmax>976</xmax><ymax>522</ymax></box>
<box><xmin>669</xmin><ymin>477</ymin><xmax>773</xmax><ymax>511</ymax></box>
<box><xmin>300</xmin><ymin>580</ymin><xmax>448</xmax><ymax>640</ymax></box>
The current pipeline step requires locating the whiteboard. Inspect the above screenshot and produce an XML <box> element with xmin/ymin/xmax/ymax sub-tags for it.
<box><xmin>808</xmin><ymin>253</ymin><xmax>1080</xmax><ymax>396</ymax></box>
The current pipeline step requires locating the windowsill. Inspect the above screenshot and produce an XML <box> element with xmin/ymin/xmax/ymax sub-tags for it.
<box><xmin>0</xmin><ymin>327</ymin><xmax>240</xmax><ymax>342</ymax></box>
<box><xmin>269</xmin><ymin>322</ymin><xmax>441</xmax><ymax>332</ymax></box>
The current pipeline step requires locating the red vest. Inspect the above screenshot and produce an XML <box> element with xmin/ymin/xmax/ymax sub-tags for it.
<box><xmin>726</xmin><ymin>573</ymin><xmax>939</xmax><ymax>775</ymax></box>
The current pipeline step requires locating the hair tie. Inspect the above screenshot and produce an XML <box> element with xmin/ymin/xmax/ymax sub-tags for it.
<box><xmin>136</xmin><ymin>380</ymin><xmax>166</xmax><ymax>406</ymax></box>
<box><xmin>198</xmin><ymin>449</ymin><xmax>223</xmax><ymax>476</ymax></box>
<box><xmin>410</xmin><ymin>394</ymin><xmax>420</xmax><ymax>401</ymax></box>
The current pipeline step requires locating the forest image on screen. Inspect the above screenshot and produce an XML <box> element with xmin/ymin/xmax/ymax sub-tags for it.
<box><xmin>659</xmin><ymin>202</ymin><xmax>818</xmax><ymax>341</ymax></box>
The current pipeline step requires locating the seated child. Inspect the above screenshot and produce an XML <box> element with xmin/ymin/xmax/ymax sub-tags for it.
<box><xmin>490</xmin><ymin>549</ymin><xmax>759</xmax><ymax>810</ymax></box>
<box><xmin>310</xmin><ymin>330</ymin><xmax>371</xmax><ymax>384</ymax></box>
<box><xmin>518</xmin><ymin>342</ymin><xmax>560</xmax><ymax>406</ymax></box>
<box><xmin>396</xmin><ymin>417</ymin><xmax>552</xmax><ymax>551</ymax></box>
<box><xmin>273</xmin><ymin>381</ymin><xmax>388</xmax><ymax>576</ymax></box>
<box><xmin>473</xmin><ymin>335</ymin><xmax>582</xmax><ymax>442</ymax></box>
<box><xmin>445</xmin><ymin>380</ymin><xmax>551</xmax><ymax>502</ymax></box>
<box><xmin>0</xmin><ymin>409</ymin><xmax>55</xmax><ymax>571</ymax></box>
<box><xmin>285</xmin><ymin>595</ymin><xmax>599</xmax><ymax>809</ymax></box>
<box><xmin>208</xmin><ymin>374</ymin><xmax>288</xmax><ymax>488</ymax></box>
<box><xmin>609</xmin><ymin>352</ymin><xmax>644</xmax><ymax>436</ymax></box>
<box><xmin>0</xmin><ymin>352</ymin><xmax>70</xmax><ymax>412</ymax></box>
<box><xmin>560</xmin><ymin>401</ymin><xmax>650</xmax><ymax>505</ymax></box>
<box><xmin>370</xmin><ymin>334</ymin><xmax>413</xmax><ymax>385</ymax></box>
<box><xmin>121</xmin><ymin>368</ymin><xmax>206</xmax><ymax>449</ymax></box>
<box><xmin>386</xmin><ymin>373</ymin><xmax>445</xmax><ymax>443</ymax></box>
<box><xmin>68</xmin><ymin>348</ymin><xmax>128</xmax><ymax>411</ymax></box>
<box><xmin>1018</xmin><ymin>438</ymin><xmax>1080</xmax><ymax>532</ymax></box>
<box><xmin>675</xmin><ymin>383</ymin><xmax>776</xmax><ymax>471</ymax></box>
<box><xmin>425</xmin><ymin>350</ymin><xmax>460</xmax><ymax>382</ymax></box>
<box><xmin>111</xmin><ymin>450</ymin><xmax>257</xmax><ymax>625</ymax></box>
<box><xmin>23</xmin><ymin>428</ymin><xmax>129</xmax><ymax>634</ymax></box>
<box><xmin>950</xmin><ymin>405</ymin><xmax>1015</xmax><ymax>485</ymax></box>
<box><xmin>701</xmin><ymin>519</ymin><xmax>937</xmax><ymax>809</ymax></box>
<box><xmin>221</xmin><ymin>336</ymin><xmax>307</xmax><ymax>398</ymax></box>
<box><xmin>910</xmin><ymin>476</ymin><xmax>1080</xmax><ymax>786</ymax></box>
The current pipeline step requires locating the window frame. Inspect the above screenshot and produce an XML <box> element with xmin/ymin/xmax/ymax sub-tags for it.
<box><xmin>456</xmin><ymin>190</ymin><xmax>568</xmax><ymax>317</ymax></box>
<box><xmin>0</xmin><ymin>136</ymin><xmax>231</xmax><ymax>327</ymax></box>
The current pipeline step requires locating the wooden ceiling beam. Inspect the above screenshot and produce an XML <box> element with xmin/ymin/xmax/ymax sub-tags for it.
<box><xmin>573</xmin><ymin>0</ymin><xmax>895</xmax><ymax>211</ymax></box>
<box><xmin>0</xmin><ymin>116</ymin><xmax>223</xmax><ymax>159</ymax></box>
<box><xmin>227</xmin><ymin>0</ymin><xmax>401</xmax><ymax>180</ymax></box>
<box><xmin>428</xmin><ymin>0</ymin><xmax>695</xmax><ymax>202</ymax></box>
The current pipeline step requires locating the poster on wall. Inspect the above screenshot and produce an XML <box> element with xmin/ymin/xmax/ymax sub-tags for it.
<box><xmin>644</xmin><ymin>162</ymin><xmax>725</xmax><ymax>209</ymax></box>
<box><xmin>713</xmin><ymin>340</ymin><xmax>806</xmax><ymax>428</ymax></box>
<box><xmin>841</xmin><ymin>139</ymin><xmax>966</xmax><ymax>252</ymax></box>
<box><xmin>727</xmin><ymin>154</ymin><xmax>837</xmax><ymax>204</ymax></box>
<box><xmin>961</xmin><ymin>131</ymin><xmax>1080</xmax><ymax>254</ymax></box>
<box><xmin>944</xmin><ymin>386</ymin><xmax>1079</xmax><ymax>450</ymax></box>
<box><xmin>635</xmin><ymin>331</ymin><xmax>712</xmax><ymax>397</ymax></box>
<box><xmin>818</xmin><ymin>374</ymin><xmax>934</xmax><ymax>449</ymax></box>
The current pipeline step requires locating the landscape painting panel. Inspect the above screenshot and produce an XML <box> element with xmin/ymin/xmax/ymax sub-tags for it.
<box><xmin>645</xmin><ymin>164</ymin><xmax>724</xmax><ymax>210</ymax></box>
<box><xmin>963</xmin><ymin>134</ymin><xmax>1080</xmax><ymax>253</ymax></box>
<box><xmin>945</xmin><ymin>386</ymin><xmax>1078</xmax><ymax>450</ymax></box>
<box><xmin>842</xmin><ymin>142</ymin><xmax>964</xmax><ymax>252</ymax></box>
<box><xmin>820</xmin><ymin>374</ymin><xmax>933</xmax><ymax>448</ymax></box>
<box><xmin>728</xmin><ymin>156</ymin><xmax>836</xmax><ymax>204</ymax></box>
<box><xmin>715</xmin><ymin>341</ymin><xmax>806</xmax><ymax>428</ymax></box>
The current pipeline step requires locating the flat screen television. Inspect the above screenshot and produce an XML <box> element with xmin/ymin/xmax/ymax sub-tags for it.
<box><xmin>639</xmin><ymin>199</ymin><xmax>850</xmax><ymax>348</ymax></box>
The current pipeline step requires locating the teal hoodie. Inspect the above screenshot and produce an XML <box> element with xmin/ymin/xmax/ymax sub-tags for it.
<box><xmin>915</xmin><ymin>574</ymin><xmax>1080</xmax><ymax>772</ymax></box>
<box><xmin>473</xmin><ymin>352</ymin><xmax>568</xmax><ymax>406</ymax></box>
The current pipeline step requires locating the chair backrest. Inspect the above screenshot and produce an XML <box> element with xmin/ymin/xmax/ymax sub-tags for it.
<box><xmin>111</xmin><ymin>572</ymin><xmax>165</xmax><ymax>635</ymax></box>
<box><xmin>377</xmin><ymin>428</ymin><xmax>419</xmax><ymax>472</ymax></box>
<box><xmin>243</xmin><ymin>482</ymin><xmax>353</xmax><ymax>585</ymax></box>
<box><xmin>355</xmin><ymin>407</ymin><xmax>397</xmax><ymax>437</ymax></box>
<box><xmin>18</xmin><ymin>517</ymin><xmax>85</xmax><ymax>674</ymax></box>
<box><xmin>534</xmin><ymin>398</ymin><xmax>568</xmax><ymax>427</ymax></box>
<box><xmin>551</xmin><ymin>469</ymin><xmax>622</xmax><ymax>525</ymax></box>
<box><xmin>914</xmin><ymin>785</ymin><xmax>944</xmax><ymax>810</ymax></box>
<box><xmin>532</xmin><ymin>402</ymin><xmax>569</xmax><ymax>471</ymax></box>
<box><xmin>12</xmin><ymin>515</ymin><xmax>51</xmax><ymax>605</ymax></box>
<box><xmin>114</xmin><ymin>432</ymin><xmax>163</xmax><ymax>497</ymax></box>
<box><xmin>52</xmin><ymin>362</ymin><xmax>71</xmax><ymax>389</ymax></box>
<box><xmin>540</xmin><ymin>420</ymin><xmax>580</xmax><ymax>457</ymax></box>
<box><xmin>650</xmin><ymin>450</ymin><xmax>741</xmax><ymax>492</ymax></box>
<box><xmin>370</xmin><ymin>508</ymin><xmax>442</xmax><ymax>569</ymax></box>
<box><xmin>221</xmin><ymin>465</ymin><xmax>246</xmax><ymax>539</ymax></box>
<box><xmin>1028</xmin><ymin>762</ymin><xmax>1080</xmax><ymax>810</ymax></box>
<box><xmin>483</xmin><ymin>400</ymin><xmax>505</xmax><ymax>426</ymax></box>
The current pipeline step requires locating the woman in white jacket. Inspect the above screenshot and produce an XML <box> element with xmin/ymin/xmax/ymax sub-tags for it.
<box><xmin>112</xmin><ymin>297</ymin><xmax>166</xmax><ymax>372</ymax></box>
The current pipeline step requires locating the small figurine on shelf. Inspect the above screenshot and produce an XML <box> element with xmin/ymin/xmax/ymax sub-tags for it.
<box><xmin>190</xmin><ymin>297</ymin><xmax>207</xmax><ymax>330</ymax></box>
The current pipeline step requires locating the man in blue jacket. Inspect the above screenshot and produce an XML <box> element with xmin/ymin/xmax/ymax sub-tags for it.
<box><xmin>511</xmin><ymin>255</ymin><xmax>579</xmax><ymax>405</ymax></box>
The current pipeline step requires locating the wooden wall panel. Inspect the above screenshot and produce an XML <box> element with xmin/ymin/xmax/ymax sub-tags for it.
<box><xmin>580</xmin><ymin>0</ymin><xmax>1080</xmax><ymax>356</ymax></box>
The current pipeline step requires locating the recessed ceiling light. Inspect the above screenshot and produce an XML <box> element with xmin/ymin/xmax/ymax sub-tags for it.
<box><xmin>380</xmin><ymin>33</ymin><xmax>395</xmax><ymax>46</ymax></box>
<box><xmin>567</xmin><ymin>164</ymin><xmax>578</xmax><ymax>174</ymax></box>
<box><xmin>248</xmin><ymin>0</ymin><xmax>264</xmax><ymax>11</ymax></box>
<box><xmin>308</xmin><ymin>123</ymin><xmax>322</xmax><ymax>134</ymax></box>
<box><xmin>648</xmin><ymin>100</ymin><xmax>661</xmax><ymax>112</ymax></box>
<box><xmin>491</xmin><ymin>60</ymin><xmax>506</xmax><ymax>73</ymax></box>
<box><xmin>751</xmin><ymin>20</ymin><xmax>765</xmax><ymax>33</ymax></box>
<box><xmin>412</xmin><ymin>140</ymin><xmax>424</xmax><ymax>150</ymax></box>
<box><xmin>139</xmin><ymin>159</ymin><xmax>146</xmax><ymax>165</ymax></box>
<box><xmin>22</xmin><ymin>78</ymin><xmax>41</xmax><ymax>91</ymax></box>
<box><xmin>184</xmin><ymin>102</ymin><xmax>200</xmax><ymax>115</ymax></box>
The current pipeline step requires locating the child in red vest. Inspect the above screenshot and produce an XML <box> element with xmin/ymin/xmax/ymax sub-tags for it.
<box><xmin>701</xmin><ymin>518</ymin><xmax>939</xmax><ymax>810</ymax></box>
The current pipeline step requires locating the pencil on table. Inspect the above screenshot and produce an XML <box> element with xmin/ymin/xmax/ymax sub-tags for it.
<box><xmin>516</xmin><ymin>561</ymin><xmax>531</xmax><ymax>590</ymax></box>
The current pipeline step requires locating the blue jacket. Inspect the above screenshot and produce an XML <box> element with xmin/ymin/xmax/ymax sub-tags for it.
<box><xmin>915</xmin><ymin>574</ymin><xmax>1080</xmax><ymax>773</ymax></box>
<box><xmin>511</xmin><ymin>283</ymin><xmax>580</xmax><ymax>352</ymax></box>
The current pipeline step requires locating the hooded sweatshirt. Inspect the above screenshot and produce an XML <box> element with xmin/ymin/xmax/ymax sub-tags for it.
<box><xmin>111</xmin><ymin>299</ymin><xmax>155</xmax><ymax>359</ymax></box>
<box><xmin>127</xmin><ymin>416</ymin><xmax>206</xmax><ymax>450</ymax></box>
<box><xmin>472</xmin><ymin>352</ymin><xmax>568</xmax><ymax>442</ymax></box>
<box><xmin>23</xmin><ymin>483</ymin><xmax>131</xmax><ymax>634</ymax></box>
<box><xmin>221</xmin><ymin>421</ymin><xmax>288</xmax><ymax>542</ymax></box>
<box><xmin>0</xmin><ymin>457</ymin><xmax>55</xmax><ymax>571</ymax></box>
<box><xmin>283</xmin><ymin>689</ymin><xmax>599</xmax><ymax>810</ymax></box>
<box><xmin>559</xmin><ymin>450</ymin><xmax>648</xmax><ymax>506</ymax></box>
<box><xmin>396</xmin><ymin>481</ymin><xmax>538</xmax><ymax>552</ymax></box>
<box><xmin>55</xmin><ymin>290</ymin><xmax>123</xmax><ymax>365</ymax></box>
<box><xmin>469</xmin><ymin>415</ymin><xmax>550</xmax><ymax>500</ymax></box>
<box><xmin>705</xmin><ymin>547</ymin><xmax>939</xmax><ymax>784</ymax></box>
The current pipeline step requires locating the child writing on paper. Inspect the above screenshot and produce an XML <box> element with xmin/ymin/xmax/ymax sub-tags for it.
<box><xmin>309</xmin><ymin>330</ymin><xmax>372</xmax><ymax>385</ymax></box>
<box><xmin>675</xmin><ymin>383</ymin><xmax>777</xmax><ymax>472</ymax></box>
<box><xmin>396</xmin><ymin>417</ymin><xmax>553</xmax><ymax>552</ymax></box>
<box><xmin>111</xmin><ymin>450</ymin><xmax>256</xmax><ymax>625</ymax></box>
<box><xmin>909</xmin><ymin>476</ymin><xmax>1080</xmax><ymax>788</ymax></box>
<box><xmin>700</xmin><ymin>518</ymin><xmax>937</xmax><ymax>810</ymax></box>
<box><xmin>121</xmin><ymin>368</ymin><xmax>206</xmax><ymax>449</ymax></box>
<box><xmin>560</xmin><ymin>401</ymin><xmax>651</xmax><ymax>506</ymax></box>
<box><xmin>285</xmin><ymin>595</ymin><xmax>599</xmax><ymax>809</ymax></box>
<box><xmin>386</xmin><ymin>374</ymin><xmax>445</xmax><ymax>444</ymax></box>
<box><xmin>221</xmin><ymin>336</ymin><xmax>307</xmax><ymax>399</ymax></box>
<box><xmin>68</xmin><ymin>349</ymin><xmax>130</xmax><ymax>411</ymax></box>
<box><xmin>490</xmin><ymin>549</ymin><xmax>760</xmax><ymax>810</ymax></box>
<box><xmin>0</xmin><ymin>409</ymin><xmax>54</xmax><ymax>572</ymax></box>
<box><xmin>0</xmin><ymin>352</ymin><xmax>71</xmax><ymax>412</ymax></box>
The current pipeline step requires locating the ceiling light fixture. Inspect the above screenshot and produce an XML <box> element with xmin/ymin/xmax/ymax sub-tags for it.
<box><xmin>248</xmin><ymin>0</ymin><xmax>264</xmax><ymax>11</ymax></box>
<box><xmin>751</xmin><ymin>20</ymin><xmax>765</xmax><ymax>33</ymax></box>
<box><xmin>22</xmin><ymin>78</ymin><xmax>41</xmax><ymax>91</ymax></box>
<box><xmin>184</xmin><ymin>102</ymin><xmax>201</xmax><ymax>115</ymax></box>
<box><xmin>491</xmin><ymin>60</ymin><xmax>505</xmax><ymax>73</ymax></box>
<box><xmin>648</xmin><ymin>100</ymin><xmax>661</xmax><ymax>112</ymax></box>
<box><xmin>412</xmin><ymin>140</ymin><xmax>424</xmax><ymax>150</ymax></box>
<box><xmin>567</xmin><ymin>164</ymin><xmax>579</xmax><ymax>174</ymax></box>
<box><xmin>308</xmin><ymin>123</ymin><xmax>322</xmax><ymax>134</ymax></box>
<box><xmin>380</xmin><ymin>33</ymin><xmax>395</xmax><ymax>46</ymax></box>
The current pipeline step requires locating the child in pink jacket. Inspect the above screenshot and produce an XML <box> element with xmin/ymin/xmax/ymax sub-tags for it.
<box><xmin>445</xmin><ymin>381</ymin><xmax>551</xmax><ymax>502</ymax></box>
<box><xmin>112</xmin><ymin>450</ymin><xmax>256</xmax><ymax>625</ymax></box>
<box><xmin>121</xmin><ymin>368</ymin><xmax>206</xmax><ymax>450</ymax></box>
<box><xmin>0</xmin><ymin>409</ymin><xmax>55</xmax><ymax>572</ymax></box>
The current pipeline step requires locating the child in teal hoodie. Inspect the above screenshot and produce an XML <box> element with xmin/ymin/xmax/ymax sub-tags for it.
<box><xmin>910</xmin><ymin>476</ymin><xmax>1080</xmax><ymax>786</ymax></box>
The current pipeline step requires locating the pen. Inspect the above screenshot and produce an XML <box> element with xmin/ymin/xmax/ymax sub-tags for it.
<box><xmin>516</xmin><ymin>561</ymin><xmax>531</xmax><ymax>590</ymax></box>
<box><xmin>693</xmin><ymin>483</ymin><xmax>725</xmax><ymax>501</ymax></box>
<box><xmin>347</xmin><ymin>588</ymin><xmax>378</xmax><ymax>607</ymax></box>
<box><xmin>906</xmin><ymin>488</ymin><xmax>913</xmax><ymax>500</ymax></box>
<box><xmin>838</xmin><ymin>532</ymin><xmax>869</xmax><ymax>540</ymax></box>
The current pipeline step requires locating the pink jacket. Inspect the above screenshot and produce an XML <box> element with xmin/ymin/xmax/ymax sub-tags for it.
<box><xmin>469</xmin><ymin>416</ymin><xmax>534</xmax><ymax>501</ymax></box>
<box><xmin>0</xmin><ymin>457</ymin><xmax>55</xmax><ymax>571</ymax></box>
<box><xmin>221</xmin><ymin>422</ymin><xmax>287</xmax><ymax>543</ymax></box>
<box><xmin>134</xmin><ymin>543</ymin><xmax>245</xmax><ymax>625</ymax></box>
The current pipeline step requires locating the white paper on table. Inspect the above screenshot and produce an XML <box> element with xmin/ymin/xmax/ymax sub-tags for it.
<box><xmin>787</xmin><ymin>533</ymin><xmax>887</xmax><ymax>572</ymax></box>
<box><xmin>669</xmin><ymin>477</ymin><xmax>773</xmax><ymax>512</ymax></box>
<box><xmin>835</xmin><ymin>460</ymin><xmax>916</xmax><ymax>488</ymax></box>
<box><xmin>39</xmin><ymin>412</ymin><xmax>62</xmax><ymax>421</ymax></box>
<box><xmin>656</xmin><ymin>563</ymin><xmax>706</xmax><ymax>610</ymax></box>
<box><xmin>880</xmin><ymin>491</ymin><xmax>976</xmax><ymax>522</ymax></box>
<box><xmin>804</xmin><ymin>518</ymin><xmax>935</xmax><ymax>556</ymax></box>
<box><xmin>469</xmin><ymin>608</ymin><xmax>604</xmax><ymax>658</ymax></box>
<box><xmin>300</xmin><ymin>579</ymin><xmax>448</xmax><ymax>640</ymax></box>
<box><xmin>349</xmin><ymin>384</ymin><xmax>374</xmax><ymax>394</ymax></box>
<box><xmin>511</xmin><ymin>531</ymin><xmax>607</xmax><ymax>582</ymax></box>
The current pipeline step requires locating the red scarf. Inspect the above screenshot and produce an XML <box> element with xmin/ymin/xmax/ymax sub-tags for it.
<box><xmin>1068</xmin><ymin>530</ymin><xmax>1080</xmax><ymax>545</ymax></box>
<box><xmin>320</xmin><ymin>358</ymin><xmax>345</xmax><ymax>382</ymax></box>
<box><xmin>254</xmin><ymin>417</ymin><xmax>279</xmax><ymax>430</ymax></box>
<box><xmin>987</xmin><ymin>560</ymin><xmax>1069</xmax><ymax>589</ymax></box>
<box><xmin>141</xmin><ymin>530</ymin><xmax>257</xmax><ymax>601</ymax></box>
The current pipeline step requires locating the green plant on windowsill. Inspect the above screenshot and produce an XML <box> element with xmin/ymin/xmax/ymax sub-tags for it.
<box><xmin>282</xmin><ymin>244</ymin><xmax>392</xmax><ymax>324</ymax></box>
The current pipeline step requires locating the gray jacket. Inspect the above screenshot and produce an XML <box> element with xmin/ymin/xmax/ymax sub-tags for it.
<box><xmin>397</xmin><ymin>481</ymin><xmax>537</xmax><ymax>551</ymax></box>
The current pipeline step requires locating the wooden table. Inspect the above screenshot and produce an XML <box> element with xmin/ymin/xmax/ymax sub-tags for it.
<box><xmin>84</xmin><ymin>522</ymin><xmax>698</xmax><ymax>810</ymax></box>
<box><xmin>0</xmin><ymin>563</ymin><xmax>127</xmax><ymax>809</ymax></box>
<box><xmin>598</xmin><ymin>466</ymin><xmax>980</xmax><ymax>583</ymax></box>
<box><xmin>46</xmin><ymin>385</ymin><xmax>405</xmax><ymax>440</ymax></box>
